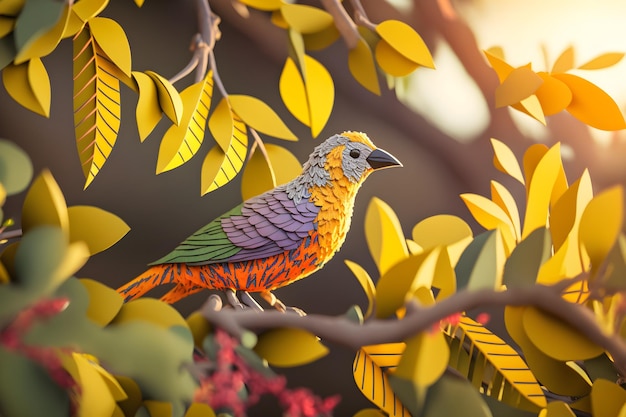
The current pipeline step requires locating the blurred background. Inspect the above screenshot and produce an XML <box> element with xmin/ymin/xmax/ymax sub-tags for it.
<box><xmin>2</xmin><ymin>0</ymin><xmax>626</xmax><ymax>414</ymax></box>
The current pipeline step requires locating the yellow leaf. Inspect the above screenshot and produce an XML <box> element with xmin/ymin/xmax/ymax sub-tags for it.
<box><xmin>535</xmin><ymin>72</ymin><xmax>572</xmax><ymax>116</ymax></box>
<box><xmin>515</xmin><ymin>94</ymin><xmax>546</xmax><ymax>125</ymax></box>
<box><xmin>280</xmin><ymin>57</ymin><xmax>310</xmax><ymax>126</ymax></box>
<box><xmin>145</xmin><ymin>70</ymin><xmax>183</xmax><ymax>126</ymax></box>
<box><xmin>522</xmin><ymin>143</ymin><xmax>562</xmax><ymax>239</ymax></box>
<box><xmin>69</xmin><ymin>353</ymin><xmax>118</xmax><ymax>417</ymax></box>
<box><xmin>376</xmin><ymin>19</ymin><xmax>434</xmax><ymax>68</ymax></box>
<box><xmin>394</xmin><ymin>331</ymin><xmax>449</xmax><ymax>387</ymax></box>
<box><xmin>0</xmin><ymin>17</ymin><xmax>14</xmax><ymax>38</ymax></box>
<box><xmin>238</xmin><ymin>0</ymin><xmax>281</xmax><ymax>11</ymax></box>
<box><xmin>2</xmin><ymin>58</ymin><xmax>50</xmax><ymax>116</ymax></box>
<box><xmin>495</xmin><ymin>66</ymin><xmax>543</xmax><ymax>108</ymax></box>
<box><xmin>240</xmin><ymin>143</ymin><xmax>301</xmax><ymax>200</ymax></box>
<box><xmin>68</xmin><ymin>205</ymin><xmax>130</xmax><ymax>255</ymax></box>
<box><xmin>111</xmin><ymin>298</ymin><xmax>188</xmax><ymax>329</ymax></box>
<box><xmin>73</xmin><ymin>25</ymin><xmax>121</xmax><ymax>188</ymax></box>
<box><xmin>72</xmin><ymin>0</ymin><xmax>109</xmax><ymax>23</ymax></box>
<box><xmin>578</xmin><ymin>52</ymin><xmax>625</xmax><ymax>70</ymax></box>
<box><xmin>522</xmin><ymin>144</ymin><xmax>548</xmax><ymax>189</ymax></box>
<box><xmin>539</xmin><ymin>401</ymin><xmax>576</xmax><ymax>417</ymax></box>
<box><xmin>349</xmin><ymin>38</ymin><xmax>381</xmax><ymax>95</ymax></box>
<box><xmin>365</xmin><ymin>197</ymin><xmax>409</xmax><ymax>276</ymax></box>
<box><xmin>302</xmin><ymin>54</ymin><xmax>334</xmax><ymax>137</ymax></box>
<box><xmin>254</xmin><ymin>328</ymin><xmax>328</xmax><ymax>367</ymax></box>
<box><xmin>157</xmin><ymin>71</ymin><xmax>214</xmax><ymax>173</ymax></box>
<box><xmin>551</xmin><ymin>46</ymin><xmax>575</xmax><ymax>74</ymax></box>
<box><xmin>375</xmin><ymin>252</ymin><xmax>427</xmax><ymax>318</ymax></box>
<box><xmin>353</xmin><ymin>409</ymin><xmax>387</xmax><ymax>417</ymax></box>
<box><xmin>411</xmin><ymin>214</ymin><xmax>473</xmax><ymax>265</ymax></box>
<box><xmin>0</xmin><ymin>0</ymin><xmax>24</xmax><ymax>15</ymax></box>
<box><xmin>144</xmin><ymin>401</ymin><xmax>172</xmax><ymax>417</ymax></box>
<box><xmin>483</xmin><ymin>49</ymin><xmax>514</xmax><ymax>82</ymax></box>
<box><xmin>491</xmin><ymin>181</ymin><xmax>522</xmax><ymax>241</ymax></box>
<box><xmin>460</xmin><ymin>193</ymin><xmax>515</xmax><ymax>236</ymax></box>
<box><xmin>186</xmin><ymin>311</ymin><xmax>211</xmax><ymax>348</ymax></box>
<box><xmin>579</xmin><ymin>186</ymin><xmax>624</xmax><ymax>278</ymax></box>
<box><xmin>591</xmin><ymin>378</ymin><xmax>626</xmax><ymax>417</ymax></box>
<box><xmin>280</xmin><ymin>3</ymin><xmax>333</xmax><ymax>34</ymax></box>
<box><xmin>345</xmin><ymin>260</ymin><xmax>376</xmax><ymax>319</ymax></box>
<box><xmin>133</xmin><ymin>71</ymin><xmax>162</xmax><ymax>141</ymax></box>
<box><xmin>229</xmin><ymin>95</ymin><xmax>297</xmax><ymax>141</ymax></box>
<box><xmin>490</xmin><ymin>138</ymin><xmax>525</xmax><ymax>184</ymax></box>
<box><xmin>552</xmin><ymin>73</ymin><xmax>626</xmax><ymax>130</ymax></box>
<box><xmin>208</xmin><ymin>96</ymin><xmax>235</xmax><ymax>152</ymax></box>
<box><xmin>14</xmin><ymin>4</ymin><xmax>70</xmax><ymax>63</ymax></box>
<box><xmin>80</xmin><ymin>278</ymin><xmax>124</xmax><ymax>326</ymax></box>
<box><xmin>184</xmin><ymin>403</ymin><xmax>216</xmax><ymax>417</ymax></box>
<box><xmin>303</xmin><ymin>24</ymin><xmax>339</xmax><ymax>51</ymax></box>
<box><xmin>89</xmin><ymin>17</ymin><xmax>132</xmax><ymax>77</ymax></box>
<box><xmin>550</xmin><ymin>170</ymin><xmax>593</xmax><ymax>251</ymax></box>
<box><xmin>21</xmin><ymin>169</ymin><xmax>68</xmax><ymax>233</ymax></box>
<box><xmin>53</xmin><ymin>241</ymin><xmax>90</xmax><ymax>288</ymax></box>
<box><xmin>375</xmin><ymin>39</ymin><xmax>419</xmax><ymax>77</ymax></box>
<box><xmin>353</xmin><ymin>344</ymin><xmax>409</xmax><ymax>417</ymax></box>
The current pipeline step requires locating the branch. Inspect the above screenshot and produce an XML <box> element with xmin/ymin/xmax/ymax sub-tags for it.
<box><xmin>320</xmin><ymin>0</ymin><xmax>360</xmax><ymax>49</ymax></box>
<box><xmin>201</xmin><ymin>284</ymin><xmax>626</xmax><ymax>377</ymax></box>
<box><xmin>0</xmin><ymin>228</ymin><xmax>22</xmax><ymax>242</ymax></box>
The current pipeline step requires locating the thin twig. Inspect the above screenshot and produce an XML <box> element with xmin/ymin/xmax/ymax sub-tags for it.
<box><xmin>0</xmin><ymin>228</ymin><xmax>22</xmax><ymax>242</ymax></box>
<box><xmin>348</xmin><ymin>0</ymin><xmax>376</xmax><ymax>31</ymax></box>
<box><xmin>320</xmin><ymin>0</ymin><xmax>360</xmax><ymax>49</ymax></box>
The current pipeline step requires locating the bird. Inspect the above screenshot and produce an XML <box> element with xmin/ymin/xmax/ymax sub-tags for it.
<box><xmin>117</xmin><ymin>131</ymin><xmax>402</xmax><ymax>312</ymax></box>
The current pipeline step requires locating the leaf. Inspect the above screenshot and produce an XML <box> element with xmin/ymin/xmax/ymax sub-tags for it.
<box><xmin>73</xmin><ymin>25</ymin><xmax>121</xmax><ymax>188</ymax></box>
<box><xmin>394</xmin><ymin>331</ymin><xmax>449</xmax><ymax>387</ymax></box>
<box><xmin>345</xmin><ymin>260</ymin><xmax>376</xmax><ymax>319</ymax></box>
<box><xmin>418</xmin><ymin>374</ymin><xmax>491</xmax><ymax>417</ymax></box>
<box><xmin>375</xmin><ymin>39</ymin><xmax>420</xmax><ymax>77</ymax></box>
<box><xmin>0</xmin><ymin>0</ymin><xmax>24</xmax><ymax>15</ymax></box>
<box><xmin>495</xmin><ymin>66</ymin><xmax>543</xmax><ymax>108</ymax></box>
<box><xmin>185</xmin><ymin>403</ymin><xmax>216</xmax><ymax>417</ymax></box>
<box><xmin>71</xmin><ymin>0</ymin><xmax>109</xmax><ymax>25</ymax></box>
<box><xmin>0</xmin><ymin>35</ymin><xmax>17</xmax><ymax>70</ymax></box>
<box><xmin>67</xmin><ymin>205</ymin><xmax>130</xmax><ymax>255</ymax></box>
<box><xmin>2</xmin><ymin>58</ymin><xmax>51</xmax><ymax>116</ymax></box>
<box><xmin>80</xmin><ymin>278</ymin><xmax>124</xmax><ymax>326</ymax></box>
<box><xmin>376</xmin><ymin>19</ymin><xmax>434</xmax><ymax>68</ymax></box>
<box><xmin>304</xmin><ymin>55</ymin><xmax>334</xmax><ymax>137</ymax></box>
<box><xmin>89</xmin><ymin>17</ymin><xmax>132</xmax><ymax>77</ymax></box>
<box><xmin>133</xmin><ymin>71</ymin><xmax>162</xmax><ymax>141</ymax></box>
<box><xmin>591</xmin><ymin>379</ymin><xmax>626</xmax><ymax>417</ymax></box>
<box><xmin>447</xmin><ymin>316</ymin><xmax>547</xmax><ymax>411</ymax></box>
<box><xmin>348</xmin><ymin>38</ymin><xmax>381</xmax><ymax>95</ymax></box>
<box><xmin>455</xmin><ymin>230</ymin><xmax>504</xmax><ymax>291</ymax></box>
<box><xmin>111</xmin><ymin>298</ymin><xmax>189</xmax><ymax>330</ymax></box>
<box><xmin>0</xmin><ymin>138</ymin><xmax>33</xmax><ymax>195</ymax></box>
<box><xmin>22</xmin><ymin>169</ymin><xmax>69</xmax><ymax>233</ymax></box>
<box><xmin>241</xmin><ymin>143</ymin><xmax>302</xmax><ymax>200</ymax></box>
<box><xmin>490</xmin><ymin>138</ymin><xmax>525</xmax><ymax>184</ymax></box>
<box><xmin>302</xmin><ymin>24</ymin><xmax>339</xmax><ymax>51</ymax></box>
<box><xmin>578</xmin><ymin>52</ymin><xmax>625</xmax><ymax>70</ymax></box>
<box><xmin>460</xmin><ymin>193</ymin><xmax>516</xmax><ymax>251</ymax></box>
<box><xmin>491</xmin><ymin>181</ymin><xmax>522</xmax><ymax>241</ymax></box>
<box><xmin>550</xmin><ymin>170</ymin><xmax>593</xmax><ymax>251</ymax></box>
<box><xmin>365</xmin><ymin>197</ymin><xmax>408</xmax><ymax>276</ymax></box>
<box><xmin>503</xmin><ymin>228</ymin><xmax>551</xmax><ymax>288</ymax></box>
<box><xmin>280</xmin><ymin>3</ymin><xmax>333</xmax><ymax>34</ymax></box>
<box><xmin>539</xmin><ymin>401</ymin><xmax>576</xmax><ymax>417</ymax></box>
<box><xmin>552</xmin><ymin>73</ymin><xmax>626</xmax><ymax>130</ymax></box>
<box><xmin>280</xmin><ymin>56</ymin><xmax>310</xmax><ymax>126</ymax></box>
<box><xmin>14</xmin><ymin>3</ymin><xmax>69</xmax><ymax>63</ymax></box>
<box><xmin>484</xmin><ymin>49</ymin><xmax>514</xmax><ymax>82</ymax></box>
<box><xmin>229</xmin><ymin>95</ymin><xmax>297</xmax><ymax>141</ymax></box>
<box><xmin>254</xmin><ymin>328</ymin><xmax>328</xmax><ymax>367</ymax></box>
<box><xmin>353</xmin><ymin>343</ymin><xmax>409</xmax><ymax>417</ymax></box>
<box><xmin>579</xmin><ymin>186</ymin><xmax>623</xmax><ymax>278</ymax></box>
<box><xmin>145</xmin><ymin>70</ymin><xmax>183</xmax><ymax>126</ymax></box>
<box><xmin>157</xmin><ymin>71</ymin><xmax>214</xmax><ymax>173</ymax></box>
<box><xmin>514</xmin><ymin>94</ymin><xmax>546</xmax><ymax>125</ymax></box>
<box><xmin>66</xmin><ymin>352</ymin><xmax>119</xmax><ymax>417</ymax></box>
<box><xmin>13</xmin><ymin>0</ymin><xmax>64</xmax><ymax>59</ymax></box>
<box><xmin>534</xmin><ymin>72</ymin><xmax>572</xmax><ymax>116</ymax></box>
<box><xmin>411</xmin><ymin>214</ymin><xmax>473</xmax><ymax>265</ymax></box>
<box><xmin>551</xmin><ymin>46</ymin><xmax>575</xmax><ymax>74</ymax></box>
<box><xmin>238</xmin><ymin>0</ymin><xmax>281</xmax><ymax>11</ymax></box>
<box><xmin>353</xmin><ymin>409</ymin><xmax>387</xmax><ymax>417</ymax></box>
<box><xmin>375</xmin><ymin>253</ymin><xmax>426</xmax><ymax>318</ymax></box>
<box><xmin>186</xmin><ymin>311</ymin><xmax>211</xmax><ymax>348</ymax></box>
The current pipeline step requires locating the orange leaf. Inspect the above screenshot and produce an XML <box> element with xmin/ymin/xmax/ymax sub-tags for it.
<box><xmin>495</xmin><ymin>67</ymin><xmax>543</xmax><ymax>108</ymax></box>
<box><xmin>535</xmin><ymin>72</ymin><xmax>572</xmax><ymax>116</ymax></box>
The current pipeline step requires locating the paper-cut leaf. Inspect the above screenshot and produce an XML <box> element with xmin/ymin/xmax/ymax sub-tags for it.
<box><xmin>365</xmin><ymin>197</ymin><xmax>409</xmax><ymax>276</ymax></box>
<box><xmin>491</xmin><ymin>181</ymin><xmax>522</xmax><ymax>241</ymax></box>
<box><xmin>353</xmin><ymin>343</ymin><xmax>409</xmax><ymax>416</ymax></box>
<box><xmin>73</xmin><ymin>25</ymin><xmax>121</xmax><ymax>188</ymax></box>
<box><xmin>14</xmin><ymin>3</ymin><xmax>69</xmax><ymax>63</ymax></box>
<box><xmin>578</xmin><ymin>52</ymin><xmax>625</xmax><ymax>70</ymax></box>
<box><xmin>281</xmin><ymin>3</ymin><xmax>333</xmax><ymax>34</ymax></box>
<box><xmin>89</xmin><ymin>17</ymin><xmax>132</xmax><ymax>77</ymax></box>
<box><xmin>591</xmin><ymin>378</ymin><xmax>626</xmax><ymax>417</ymax></box>
<box><xmin>495</xmin><ymin>66</ymin><xmax>543</xmax><ymax>108</ymax></box>
<box><xmin>376</xmin><ymin>19</ymin><xmax>434</xmax><ymax>68</ymax></box>
<box><xmin>0</xmin><ymin>139</ymin><xmax>33</xmax><ymax>195</ymax></box>
<box><xmin>157</xmin><ymin>71</ymin><xmax>214</xmax><ymax>173</ymax></box>
<box><xmin>484</xmin><ymin>49</ymin><xmax>514</xmax><ymax>82</ymax></box>
<box><xmin>208</xmin><ymin>96</ymin><xmax>235</xmax><ymax>151</ymax></box>
<box><xmin>535</xmin><ymin>72</ymin><xmax>572</xmax><ymax>116</ymax></box>
<box><xmin>303</xmin><ymin>55</ymin><xmax>334</xmax><ymax>137</ymax></box>
<box><xmin>254</xmin><ymin>328</ymin><xmax>328</xmax><ymax>367</ymax></box>
<box><xmin>491</xmin><ymin>138</ymin><xmax>525</xmax><ymax>184</ymax></box>
<box><xmin>455</xmin><ymin>230</ymin><xmax>504</xmax><ymax>291</ymax></box>
<box><xmin>133</xmin><ymin>71</ymin><xmax>162</xmax><ymax>141</ymax></box>
<box><xmin>22</xmin><ymin>169</ymin><xmax>69</xmax><ymax>233</ymax></box>
<box><xmin>375</xmin><ymin>252</ymin><xmax>427</xmax><ymax>318</ymax></box>
<box><xmin>353</xmin><ymin>409</ymin><xmax>387</xmax><ymax>417</ymax></box>
<box><xmin>345</xmin><ymin>260</ymin><xmax>376</xmax><ymax>319</ymax></box>
<box><xmin>80</xmin><ymin>278</ymin><xmax>123</xmax><ymax>326</ymax></box>
<box><xmin>515</xmin><ymin>94</ymin><xmax>546</xmax><ymax>125</ymax></box>
<box><xmin>111</xmin><ymin>298</ymin><xmax>189</xmax><ymax>329</ymax></box>
<box><xmin>522</xmin><ymin>144</ymin><xmax>548</xmax><ymax>189</ymax></box>
<box><xmin>552</xmin><ymin>73</ymin><xmax>626</xmax><ymax>130</ymax></box>
<box><xmin>67</xmin><ymin>205</ymin><xmax>130</xmax><ymax>255</ymax></box>
<box><xmin>13</xmin><ymin>0</ymin><xmax>64</xmax><ymax>58</ymax></box>
<box><xmin>579</xmin><ymin>186</ymin><xmax>623</xmax><ymax>277</ymax></box>
<box><xmin>280</xmin><ymin>57</ymin><xmax>310</xmax><ymax>126</ymax></box>
<box><xmin>411</xmin><ymin>214</ymin><xmax>472</xmax><ymax>265</ymax></box>
<box><xmin>551</xmin><ymin>46</ymin><xmax>575</xmax><ymax>74</ymax></box>
<box><xmin>241</xmin><ymin>143</ymin><xmax>301</xmax><ymax>200</ymax></box>
<box><xmin>185</xmin><ymin>403</ymin><xmax>216</xmax><ymax>417</ymax></box>
<box><xmin>229</xmin><ymin>94</ymin><xmax>297</xmax><ymax>141</ymax></box>
<box><xmin>418</xmin><ymin>374</ymin><xmax>491</xmax><ymax>417</ymax></box>
<box><xmin>69</xmin><ymin>352</ymin><xmax>118</xmax><ymax>417</ymax></box>
<box><xmin>550</xmin><ymin>170</ymin><xmax>593</xmax><ymax>251</ymax></box>
<box><xmin>143</xmin><ymin>401</ymin><xmax>172</xmax><ymax>417</ymax></box>
<box><xmin>145</xmin><ymin>70</ymin><xmax>183</xmax><ymax>126</ymax></box>
<box><xmin>2</xmin><ymin>58</ymin><xmax>51</xmax><ymax>116</ymax></box>
<box><xmin>394</xmin><ymin>331</ymin><xmax>449</xmax><ymax>387</ymax></box>
<box><xmin>186</xmin><ymin>311</ymin><xmax>211</xmax><ymax>348</ymax></box>
<box><xmin>348</xmin><ymin>38</ymin><xmax>381</xmax><ymax>95</ymax></box>
<box><xmin>539</xmin><ymin>401</ymin><xmax>576</xmax><ymax>417</ymax></box>
<box><xmin>71</xmin><ymin>0</ymin><xmax>109</xmax><ymax>24</ymax></box>
<box><xmin>0</xmin><ymin>0</ymin><xmax>24</xmax><ymax>16</ymax></box>
<box><xmin>302</xmin><ymin>24</ymin><xmax>339</xmax><ymax>50</ymax></box>
<box><xmin>238</xmin><ymin>0</ymin><xmax>281</xmax><ymax>11</ymax></box>
<box><xmin>375</xmin><ymin>39</ymin><xmax>420</xmax><ymax>77</ymax></box>
<box><xmin>503</xmin><ymin>228</ymin><xmax>551</xmax><ymax>288</ymax></box>
<box><xmin>460</xmin><ymin>193</ymin><xmax>516</xmax><ymax>250</ymax></box>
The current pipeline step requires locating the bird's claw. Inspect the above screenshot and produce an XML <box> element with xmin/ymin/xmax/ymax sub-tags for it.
<box><xmin>261</xmin><ymin>291</ymin><xmax>306</xmax><ymax>316</ymax></box>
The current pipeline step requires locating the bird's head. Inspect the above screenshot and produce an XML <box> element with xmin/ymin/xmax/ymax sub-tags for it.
<box><xmin>286</xmin><ymin>131</ymin><xmax>402</xmax><ymax>202</ymax></box>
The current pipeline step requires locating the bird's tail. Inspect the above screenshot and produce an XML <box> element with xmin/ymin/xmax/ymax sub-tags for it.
<box><xmin>116</xmin><ymin>264</ymin><xmax>176</xmax><ymax>302</ymax></box>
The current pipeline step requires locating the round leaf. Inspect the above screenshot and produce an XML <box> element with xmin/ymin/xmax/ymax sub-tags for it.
<box><xmin>412</xmin><ymin>214</ymin><xmax>472</xmax><ymax>262</ymax></box>
<box><xmin>111</xmin><ymin>298</ymin><xmax>189</xmax><ymax>330</ymax></box>
<box><xmin>374</xmin><ymin>39</ymin><xmax>419</xmax><ymax>77</ymax></box>
<box><xmin>375</xmin><ymin>19</ymin><xmax>434</xmax><ymax>68</ymax></box>
<box><xmin>254</xmin><ymin>328</ymin><xmax>328</xmax><ymax>367</ymax></box>
<box><xmin>0</xmin><ymin>138</ymin><xmax>33</xmax><ymax>195</ymax></box>
<box><xmin>68</xmin><ymin>205</ymin><xmax>130</xmax><ymax>255</ymax></box>
<box><xmin>281</xmin><ymin>3</ymin><xmax>333</xmax><ymax>34</ymax></box>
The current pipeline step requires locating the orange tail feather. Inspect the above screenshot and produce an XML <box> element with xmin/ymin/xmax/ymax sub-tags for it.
<box><xmin>117</xmin><ymin>264</ymin><xmax>176</xmax><ymax>302</ymax></box>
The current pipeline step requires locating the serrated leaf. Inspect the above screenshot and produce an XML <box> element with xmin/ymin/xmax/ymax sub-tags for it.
<box><xmin>13</xmin><ymin>0</ymin><xmax>64</xmax><ymax>58</ymax></box>
<box><xmin>353</xmin><ymin>344</ymin><xmax>409</xmax><ymax>416</ymax></box>
<box><xmin>89</xmin><ymin>17</ymin><xmax>132</xmax><ymax>77</ymax></box>
<box><xmin>73</xmin><ymin>25</ymin><xmax>121</xmax><ymax>188</ymax></box>
<box><xmin>349</xmin><ymin>38</ymin><xmax>381</xmax><ymax>95</ymax></box>
<box><xmin>14</xmin><ymin>3</ymin><xmax>69</xmax><ymax>63</ymax></box>
<box><xmin>495</xmin><ymin>66</ymin><xmax>543</xmax><ymax>108</ymax></box>
<box><xmin>80</xmin><ymin>278</ymin><xmax>124</xmax><ymax>326</ymax></box>
<box><xmin>578</xmin><ymin>52</ymin><xmax>625</xmax><ymax>70</ymax></box>
<box><xmin>552</xmin><ymin>73</ymin><xmax>626</xmax><ymax>130</ymax></box>
<box><xmin>240</xmin><ymin>143</ymin><xmax>301</xmax><ymax>200</ymax></box>
<box><xmin>2</xmin><ymin>58</ymin><xmax>51</xmax><ymax>116</ymax></box>
<box><xmin>22</xmin><ymin>169</ymin><xmax>69</xmax><ymax>233</ymax></box>
<box><xmin>229</xmin><ymin>95</ymin><xmax>297</xmax><ymax>141</ymax></box>
<box><xmin>67</xmin><ymin>205</ymin><xmax>130</xmax><ymax>255</ymax></box>
<box><xmin>551</xmin><ymin>46</ymin><xmax>575</xmax><ymax>74</ymax></box>
<box><xmin>280</xmin><ymin>56</ymin><xmax>310</xmax><ymax>126</ymax></box>
<box><xmin>535</xmin><ymin>72</ymin><xmax>572</xmax><ymax>116</ymax></box>
<box><xmin>0</xmin><ymin>138</ymin><xmax>33</xmax><ymax>195</ymax></box>
<box><xmin>280</xmin><ymin>3</ymin><xmax>333</xmax><ymax>34</ymax></box>
<box><xmin>254</xmin><ymin>328</ymin><xmax>328</xmax><ymax>367</ymax></box>
<box><xmin>111</xmin><ymin>298</ymin><xmax>189</xmax><ymax>329</ymax></box>
<box><xmin>201</xmin><ymin>117</ymin><xmax>247</xmax><ymax>195</ymax></box>
<box><xmin>365</xmin><ymin>197</ymin><xmax>409</xmax><ymax>276</ymax></box>
<box><xmin>455</xmin><ymin>230</ymin><xmax>504</xmax><ymax>291</ymax></box>
<box><xmin>133</xmin><ymin>71</ymin><xmax>162</xmax><ymax>141</ymax></box>
<box><xmin>145</xmin><ymin>70</ymin><xmax>183</xmax><ymax>126</ymax></box>
<box><xmin>157</xmin><ymin>72</ymin><xmax>214</xmax><ymax>173</ymax></box>
<box><xmin>375</xmin><ymin>39</ymin><xmax>419</xmax><ymax>77</ymax></box>
<box><xmin>376</xmin><ymin>19</ymin><xmax>434</xmax><ymax>68</ymax></box>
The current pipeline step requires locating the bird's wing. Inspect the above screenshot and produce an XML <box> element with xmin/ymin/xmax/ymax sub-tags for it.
<box><xmin>150</xmin><ymin>187</ymin><xmax>319</xmax><ymax>266</ymax></box>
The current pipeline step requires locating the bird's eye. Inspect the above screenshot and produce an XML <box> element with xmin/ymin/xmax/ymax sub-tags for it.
<box><xmin>349</xmin><ymin>149</ymin><xmax>361</xmax><ymax>159</ymax></box>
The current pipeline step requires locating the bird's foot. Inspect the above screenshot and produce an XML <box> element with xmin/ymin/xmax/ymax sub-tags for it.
<box><xmin>261</xmin><ymin>291</ymin><xmax>306</xmax><ymax>316</ymax></box>
<box><xmin>225</xmin><ymin>289</ymin><xmax>246</xmax><ymax>310</ymax></box>
<box><xmin>240</xmin><ymin>291</ymin><xmax>263</xmax><ymax>311</ymax></box>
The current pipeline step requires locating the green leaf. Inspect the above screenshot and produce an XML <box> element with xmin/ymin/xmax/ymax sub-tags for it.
<box><xmin>13</xmin><ymin>0</ymin><xmax>64</xmax><ymax>57</ymax></box>
<box><xmin>455</xmin><ymin>230</ymin><xmax>504</xmax><ymax>291</ymax></box>
<box><xmin>254</xmin><ymin>328</ymin><xmax>328</xmax><ymax>367</ymax></box>
<box><xmin>0</xmin><ymin>138</ymin><xmax>33</xmax><ymax>195</ymax></box>
<box><xmin>420</xmin><ymin>373</ymin><xmax>491</xmax><ymax>417</ymax></box>
<box><xmin>502</xmin><ymin>227</ymin><xmax>551</xmax><ymax>288</ymax></box>
<box><xmin>68</xmin><ymin>205</ymin><xmax>130</xmax><ymax>255</ymax></box>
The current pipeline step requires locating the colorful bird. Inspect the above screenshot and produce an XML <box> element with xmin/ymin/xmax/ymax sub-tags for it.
<box><xmin>117</xmin><ymin>132</ymin><xmax>401</xmax><ymax>312</ymax></box>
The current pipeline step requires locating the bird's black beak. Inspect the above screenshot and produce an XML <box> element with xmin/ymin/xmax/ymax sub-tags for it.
<box><xmin>366</xmin><ymin>148</ymin><xmax>403</xmax><ymax>170</ymax></box>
